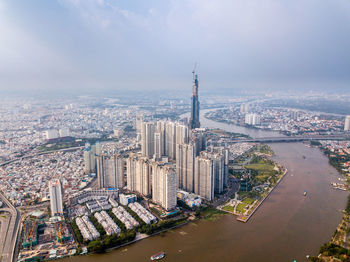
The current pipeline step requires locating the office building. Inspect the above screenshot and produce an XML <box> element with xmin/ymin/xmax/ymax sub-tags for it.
<box><xmin>189</xmin><ymin>70</ymin><xmax>200</xmax><ymax>129</ymax></box>
<box><xmin>49</xmin><ymin>179</ymin><xmax>64</xmax><ymax>217</ymax></box>
<box><xmin>119</xmin><ymin>194</ymin><xmax>137</xmax><ymax>206</ymax></box>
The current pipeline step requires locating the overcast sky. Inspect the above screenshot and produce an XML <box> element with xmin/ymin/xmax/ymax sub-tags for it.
<box><xmin>1</xmin><ymin>0</ymin><xmax>350</xmax><ymax>94</ymax></box>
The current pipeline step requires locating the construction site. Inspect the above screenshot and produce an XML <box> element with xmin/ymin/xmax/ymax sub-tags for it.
<box><xmin>18</xmin><ymin>214</ymin><xmax>77</xmax><ymax>262</ymax></box>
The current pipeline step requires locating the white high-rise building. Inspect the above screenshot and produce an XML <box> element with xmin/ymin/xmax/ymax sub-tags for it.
<box><xmin>345</xmin><ymin>115</ymin><xmax>350</xmax><ymax>131</ymax></box>
<box><xmin>84</xmin><ymin>143</ymin><xmax>97</xmax><ymax>174</ymax></box>
<box><xmin>44</xmin><ymin>129</ymin><xmax>59</xmax><ymax>140</ymax></box>
<box><xmin>59</xmin><ymin>127</ymin><xmax>70</xmax><ymax>138</ymax></box>
<box><xmin>240</xmin><ymin>103</ymin><xmax>250</xmax><ymax>114</ymax></box>
<box><xmin>245</xmin><ymin>113</ymin><xmax>261</xmax><ymax>126</ymax></box>
<box><xmin>141</xmin><ymin>122</ymin><xmax>155</xmax><ymax>158</ymax></box>
<box><xmin>176</xmin><ymin>143</ymin><xmax>195</xmax><ymax>192</ymax></box>
<box><xmin>136</xmin><ymin>115</ymin><xmax>143</xmax><ymax>135</ymax></box>
<box><xmin>49</xmin><ymin>179</ymin><xmax>63</xmax><ymax>217</ymax></box>
<box><xmin>126</xmin><ymin>154</ymin><xmax>151</xmax><ymax>196</ymax></box>
<box><xmin>165</xmin><ymin>122</ymin><xmax>177</xmax><ymax>160</ymax></box>
<box><xmin>176</xmin><ymin>124</ymin><xmax>189</xmax><ymax>145</ymax></box>
<box><xmin>194</xmin><ymin>156</ymin><xmax>214</xmax><ymax>201</ymax></box>
<box><xmin>135</xmin><ymin>157</ymin><xmax>152</xmax><ymax>196</ymax></box>
<box><xmin>200</xmin><ymin>152</ymin><xmax>225</xmax><ymax>194</ymax></box>
<box><xmin>126</xmin><ymin>154</ymin><xmax>137</xmax><ymax>192</ymax></box>
<box><xmin>152</xmin><ymin>164</ymin><xmax>177</xmax><ymax>211</ymax></box>
<box><xmin>154</xmin><ymin>132</ymin><xmax>163</xmax><ymax>160</ymax></box>
<box><xmin>97</xmin><ymin>154</ymin><xmax>124</xmax><ymax>189</ymax></box>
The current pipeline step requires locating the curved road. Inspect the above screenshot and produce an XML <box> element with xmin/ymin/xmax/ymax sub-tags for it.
<box><xmin>0</xmin><ymin>193</ymin><xmax>20</xmax><ymax>262</ymax></box>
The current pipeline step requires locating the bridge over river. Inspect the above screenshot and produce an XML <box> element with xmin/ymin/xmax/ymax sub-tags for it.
<box><xmin>232</xmin><ymin>134</ymin><xmax>350</xmax><ymax>143</ymax></box>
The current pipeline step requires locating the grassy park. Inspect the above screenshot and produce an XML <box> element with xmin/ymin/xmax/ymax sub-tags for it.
<box><xmin>220</xmin><ymin>144</ymin><xmax>286</xmax><ymax>221</ymax></box>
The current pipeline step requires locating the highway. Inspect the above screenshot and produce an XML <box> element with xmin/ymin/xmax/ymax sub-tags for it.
<box><xmin>0</xmin><ymin>193</ymin><xmax>20</xmax><ymax>262</ymax></box>
<box><xmin>0</xmin><ymin>146</ymin><xmax>84</xmax><ymax>167</ymax></box>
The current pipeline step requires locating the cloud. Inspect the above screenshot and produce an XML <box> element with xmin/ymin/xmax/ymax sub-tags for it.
<box><xmin>0</xmin><ymin>3</ymin><xmax>84</xmax><ymax>91</ymax></box>
<box><xmin>1</xmin><ymin>0</ymin><xmax>350</xmax><ymax>93</ymax></box>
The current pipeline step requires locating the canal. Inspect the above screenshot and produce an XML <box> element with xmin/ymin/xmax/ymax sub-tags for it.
<box><xmin>63</xmin><ymin>110</ymin><xmax>348</xmax><ymax>262</ymax></box>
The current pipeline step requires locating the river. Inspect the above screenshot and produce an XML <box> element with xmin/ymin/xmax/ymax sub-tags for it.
<box><xmin>63</xmin><ymin>110</ymin><xmax>348</xmax><ymax>262</ymax></box>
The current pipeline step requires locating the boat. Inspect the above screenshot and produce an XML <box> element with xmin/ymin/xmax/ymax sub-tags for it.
<box><xmin>151</xmin><ymin>252</ymin><xmax>166</xmax><ymax>261</ymax></box>
<box><xmin>303</xmin><ymin>191</ymin><xmax>307</xmax><ymax>196</ymax></box>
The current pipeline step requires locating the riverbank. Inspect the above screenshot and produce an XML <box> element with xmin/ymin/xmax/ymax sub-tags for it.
<box><xmin>59</xmin><ymin>117</ymin><xmax>348</xmax><ymax>262</ymax></box>
<box><xmin>68</xmin><ymin>206</ymin><xmax>224</xmax><ymax>259</ymax></box>
<box><xmin>218</xmin><ymin>145</ymin><xmax>287</xmax><ymax>222</ymax></box>
<box><xmin>307</xmin><ymin>141</ymin><xmax>350</xmax><ymax>261</ymax></box>
<box><xmin>237</xmin><ymin>168</ymin><xmax>287</xmax><ymax>222</ymax></box>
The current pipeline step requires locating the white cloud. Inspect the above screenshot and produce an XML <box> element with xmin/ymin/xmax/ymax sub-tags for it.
<box><xmin>0</xmin><ymin>6</ymin><xmax>82</xmax><ymax>90</ymax></box>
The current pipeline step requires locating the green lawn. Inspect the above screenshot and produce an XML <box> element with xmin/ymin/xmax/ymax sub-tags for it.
<box><xmin>242</xmin><ymin>197</ymin><xmax>255</xmax><ymax>205</ymax></box>
<box><xmin>244</xmin><ymin>163</ymin><xmax>275</xmax><ymax>172</ymax></box>
<box><xmin>222</xmin><ymin>205</ymin><xmax>234</xmax><ymax>212</ymax></box>
<box><xmin>236</xmin><ymin>203</ymin><xmax>247</xmax><ymax>214</ymax></box>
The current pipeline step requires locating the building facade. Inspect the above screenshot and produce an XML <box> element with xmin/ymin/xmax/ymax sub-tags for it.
<box><xmin>49</xmin><ymin>179</ymin><xmax>63</xmax><ymax>217</ymax></box>
<box><xmin>151</xmin><ymin>163</ymin><xmax>177</xmax><ymax>211</ymax></box>
<box><xmin>96</xmin><ymin>154</ymin><xmax>124</xmax><ymax>189</ymax></box>
<box><xmin>189</xmin><ymin>71</ymin><xmax>200</xmax><ymax>129</ymax></box>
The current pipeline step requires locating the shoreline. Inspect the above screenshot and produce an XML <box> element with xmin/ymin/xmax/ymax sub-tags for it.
<box><xmin>218</xmin><ymin>168</ymin><xmax>288</xmax><ymax>223</ymax></box>
<box><xmin>237</xmin><ymin>168</ymin><xmax>288</xmax><ymax>222</ymax></box>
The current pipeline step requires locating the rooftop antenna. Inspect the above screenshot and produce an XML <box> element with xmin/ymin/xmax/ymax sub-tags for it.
<box><xmin>192</xmin><ymin>62</ymin><xmax>197</xmax><ymax>80</ymax></box>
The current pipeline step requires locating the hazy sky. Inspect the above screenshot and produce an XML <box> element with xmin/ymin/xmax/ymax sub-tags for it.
<box><xmin>1</xmin><ymin>0</ymin><xmax>350</xmax><ymax>94</ymax></box>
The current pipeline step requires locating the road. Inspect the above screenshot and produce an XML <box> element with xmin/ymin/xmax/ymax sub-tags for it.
<box><xmin>0</xmin><ymin>193</ymin><xmax>20</xmax><ymax>262</ymax></box>
<box><xmin>0</xmin><ymin>146</ymin><xmax>84</xmax><ymax>167</ymax></box>
<box><xmin>212</xmin><ymin>178</ymin><xmax>240</xmax><ymax>207</ymax></box>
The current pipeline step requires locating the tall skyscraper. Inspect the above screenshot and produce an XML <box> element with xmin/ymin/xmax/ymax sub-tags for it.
<box><xmin>49</xmin><ymin>179</ymin><xmax>63</xmax><ymax>217</ymax></box>
<box><xmin>176</xmin><ymin>143</ymin><xmax>195</xmax><ymax>192</ymax></box>
<box><xmin>126</xmin><ymin>154</ymin><xmax>152</xmax><ymax>196</ymax></box>
<box><xmin>141</xmin><ymin>122</ymin><xmax>155</xmax><ymax>158</ymax></box>
<box><xmin>84</xmin><ymin>143</ymin><xmax>97</xmax><ymax>174</ymax></box>
<box><xmin>189</xmin><ymin>70</ymin><xmax>200</xmax><ymax>129</ymax></box>
<box><xmin>176</xmin><ymin>124</ymin><xmax>189</xmax><ymax>145</ymax></box>
<box><xmin>345</xmin><ymin>115</ymin><xmax>350</xmax><ymax>131</ymax></box>
<box><xmin>165</xmin><ymin>122</ymin><xmax>177</xmax><ymax>160</ymax></box>
<box><xmin>194</xmin><ymin>156</ymin><xmax>214</xmax><ymax>201</ymax></box>
<box><xmin>245</xmin><ymin>113</ymin><xmax>261</xmax><ymax>126</ymax></box>
<box><xmin>191</xmin><ymin>129</ymin><xmax>207</xmax><ymax>154</ymax></box>
<box><xmin>154</xmin><ymin>132</ymin><xmax>163</xmax><ymax>160</ymax></box>
<box><xmin>240</xmin><ymin>103</ymin><xmax>250</xmax><ymax>114</ymax></box>
<box><xmin>200</xmin><ymin>151</ymin><xmax>225</xmax><ymax>194</ymax></box>
<box><xmin>152</xmin><ymin>163</ymin><xmax>177</xmax><ymax>211</ymax></box>
<box><xmin>97</xmin><ymin>154</ymin><xmax>124</xmax><ymax>189</ymax></box>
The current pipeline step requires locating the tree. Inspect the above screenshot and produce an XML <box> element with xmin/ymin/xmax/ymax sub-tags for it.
<box><xmin>88</xmin><ymin>240</ymin><xmax>105</xmax><ymax>253</ymax></box>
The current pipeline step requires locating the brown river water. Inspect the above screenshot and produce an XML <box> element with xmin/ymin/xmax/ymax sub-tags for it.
<box><xmin>62</xmin><ymin>110</ymin><xmax>348</xmax><ymax>262</ymax></box>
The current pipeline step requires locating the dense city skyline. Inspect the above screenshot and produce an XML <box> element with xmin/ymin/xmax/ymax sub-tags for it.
<box><xmin>2</xmin><ymin>1</ymin><xmax>350</xmax><ymax>262</ymax></box>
